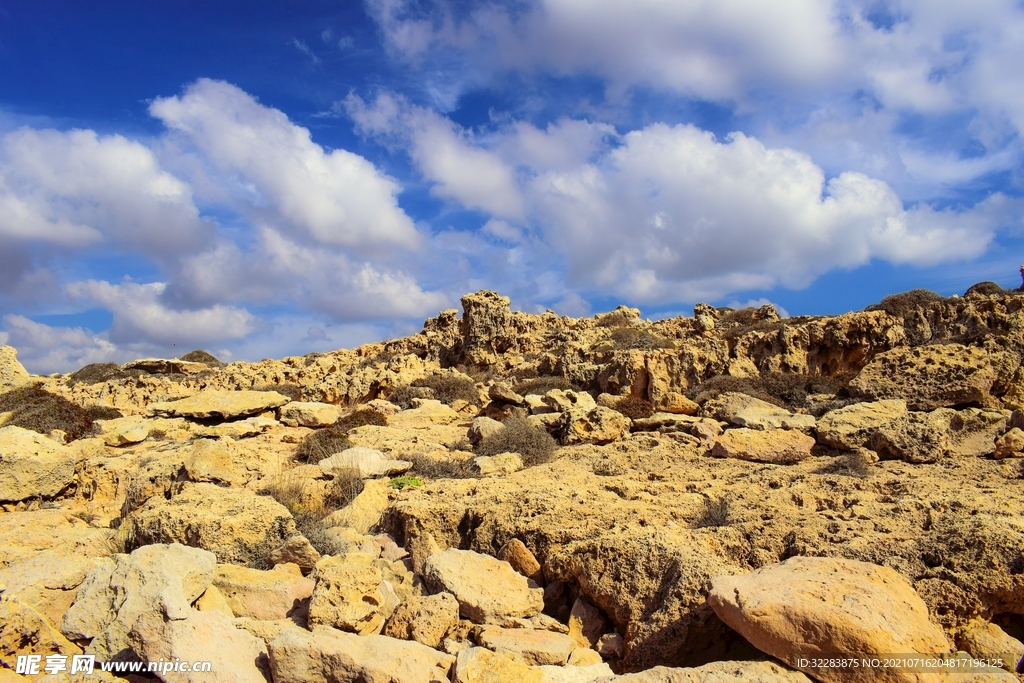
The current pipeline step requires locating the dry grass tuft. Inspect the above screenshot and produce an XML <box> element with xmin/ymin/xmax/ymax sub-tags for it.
<box><xmin>615</xmin><ymin>396</ymin><xmax>655</xmax><ymax>419</ymax></box>
<box><xmin>476</xmin><ymin>417</ymin><xmax>557</xmax><ymax>467</ymax></box>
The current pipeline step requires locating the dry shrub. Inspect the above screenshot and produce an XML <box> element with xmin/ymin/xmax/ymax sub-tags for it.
<box><xmin>258</xmin><ymin>472</ymin><xmax>364</xmax><ymax>560</ymax></box>
<box><xmin>689</xmin><ymin>372</ymin><xmax>851</xmax><ymax>414</ymax></box>
<box><xmin>609</xmin><ymin>327</ymin><xmax>675</xmax><ymax>351</ymax></box>
<box><xmin>85</xmin><ymin>405</ymin><xmax>123</xmax><ymax>421</ymax></box>
<box><xmin>254</xmin><ymin>382</ymin><xmax>303</xmax><ymax>401</ymax></box>
<box><xmin>412</xmin><ymin>374</ymin><xmax>479</xmax><ymax>405</ymax></box>
<box><xmin>67</xmin><ymin>362</ymin><xmax>146</xmax><ymax>386</ymax></box>
<box><xmin>963</xmin><ymin>281</ymin><xmax>1005</xmax><ymax>297</ymax></box>
<box><xmin>513</xmin><ymin>376</ymin><xmax>574</xmax><ymax>396</ymax></box>
<box><xmin>335</xmin><ymin>407</ymin><xmax>389</xmax><ymax>432</ymax></box>
<box><xmin>693</xmin><ymin>495</ymin><xmax>731</xmax><ymax>528</ymax></box>
<box><xmin>179</xmin><ymin>349</ymin><xmax>224</xmax><ymax>367</ymax></box>
<box><xmin>615</xmin><ymin>396</ymin><xmax>655</xmax><ymax>419</ymax></box>
<box><xmin>476</xmin><ymin>417</ymin><xmax>557</xmax><ymax>467</ymax></box>
<box><xmin>867</xmin><ymin>289</ymin><xmax>944</xmax><ymax>320</ymax></box>
<box><xmin>387</xmin><ymin>385</ymin><xmax>435</xmax><ymax>409</ymax></box>
<box><xmin>406</xmin><ymin>452</ymin><xmax>477</xmax><ymax>480</ymax></box>
<box><xmin>294</xmin><ymin>426</ymin><xmax>351</xmax><ymax>464</ymax></box>
<box><xmin>0</xmin><ymin>387</ymin><xmax>94</xmax><ymax>441</ymax></box>
<box><xmin>596</xmin><ymin>309</ymin><xmax>637</xmax><ymax>328</ymax></box>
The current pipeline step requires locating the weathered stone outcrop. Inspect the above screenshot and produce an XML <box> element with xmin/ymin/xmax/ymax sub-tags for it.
<box><xmin>0</xmin><ymin>426</ymin><xmax>76</xmax><ymax>502</ymax></box>
<box><xmin>0</xmin><ymin>346</ymin><xmax>31</xmax><ymax>391</ymax></box>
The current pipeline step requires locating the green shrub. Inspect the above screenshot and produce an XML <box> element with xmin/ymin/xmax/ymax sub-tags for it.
<box><xmin>85</xmin><ymin>405</ymin><xmax>123</xmax><ymax>421</ymax></box>
<box><xmin>335</xmin><ymin>407</ymin><xmax>389</xmax><ymax>432</ymax></box>
<box><xmin>254</xmin><ymin>382</ymin><xmax>303</xmax><ymax>401</ymax></box>
<box><xmin>512</xmin><ymin>376</ymin><xmax>574</xmax><ymax>396</ymax></box>
<box><xmin>476</xmin><ymin>417</ymin><xmax>557</xmax><ymax>466</ymax></box>
<box><xmin>389</xmin><ymin>475</ymin><xmax>424</xmax><ymax>490</ymax></box>
<box><xmin>179</xmin><ymin>349</ymin><xmax>225</xmax><ymax>367</ymax></box>
<box><xmin>294</xmin><ymin>426</ymin><xmax>351</xmax><ymax>464</ymax></box>
<box><xmin>615</xmin><ymin>396</ymin><xmax>655</xmax><ymax>419</ymax></box>
<box><xmin>387</xmin><ymin>385</ymin><xmax>435</xmax><ymax>409</ymax></box>
<box><xmin>412</xmin><ymin>374</ymin><xmax>479</xmax><ymax>405</ymax></box>
<box><xmin>0</xmin><ymin>387</ymin><xmax>94</xmax><ymax>441</ymax></box>
<box><xmin>67</xmin><ymin>362</ymin><xmax>146</xmax><ymax>386</ymax></box>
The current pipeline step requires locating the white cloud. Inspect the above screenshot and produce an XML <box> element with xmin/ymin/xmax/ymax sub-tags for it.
<box><xmin>725</xmin><ymin>297</ymin><xmax>790</xmax><ymax>318</ymax></box>
<box><xmin>150</xmin><ymin>79</ymin><xmax>421</xmax><ymax>254</ymax></box>
<box><xmin>1</xmin><ymin>314</ymin><xmax>120</xmax><ymax>375</ymax></box>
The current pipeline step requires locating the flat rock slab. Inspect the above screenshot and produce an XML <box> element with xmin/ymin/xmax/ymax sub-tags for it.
<box><xmin>711</xmin><ymin>428</ymin><xmax>816</xmax><ymax>464</ymax></box>
<box><xmin>708</xmin><ymin>556</ymin><xmax>950</xmax><ymax>683</ymax></box>
<box><xmin>0</xmin><ymin>426</ymin><xmax>76</xmax><ymax>502</ymax></box>
<box><xmin>213</xmin><ymin>564</ymin><xmax>314</xmax><ymax>621</ymax></box>
<box><xmin>148</xmin><ymin>389</ymin><xmax>290</xmax><ymax>419</ymax></box>
<box><xmin>454</xmin><ymin>646</ymin><xmax>546</xmax><ymax>683</ymax></box>
<box><xmin>319</xmin><ymin>446</ymin><xmax>412</xmax><ymax>479</ymax></box>
<box><xmin>280</xmin><ymin>401</ymin><xmax>340</xmax><ymax>428</ymax></box>
<box><xmin>477</xmin><ymin>626</ymin><xmax>577</xmax><ymax>665</ymax></box>
<box><xmin>702</xmin><ymin>392</ymin><xmax>816</xmax><ymax>432</ymax></box>
<box><xmin>815</xmin><ymin>400</ymin><xmax>908</xmax><ymax>450</ymax></box>
<box><xmin>424</xmin><ymin>548</ymin><xmax>545</xmax><ymax>623</ymax></box>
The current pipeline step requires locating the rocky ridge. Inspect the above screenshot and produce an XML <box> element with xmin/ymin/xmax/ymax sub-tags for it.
<box><xmin>0</xmin><ymin>284</ymin><xmax>1022</xmax><ymax>682</ymax></box>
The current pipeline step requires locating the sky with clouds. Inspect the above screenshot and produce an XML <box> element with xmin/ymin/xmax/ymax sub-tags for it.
<box><xmin>2</xmin><ymin>0</ymin><xmax>1023</xmax><ymax>373</ymax></box>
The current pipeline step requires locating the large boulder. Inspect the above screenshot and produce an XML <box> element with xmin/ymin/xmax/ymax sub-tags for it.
<box><xmin>268</xmin><ymin>625</ymin><xmax>455</xmax><ymax>683</ymax></box>
<box><xmin>212</xmin><ymin>564</ymin><xmax>314</xmax><ymax>620</ymax></box>
<box><xmin>423</xmin><ymin>548</ymin><xmax>545</xmax><ymax>623</ymax></box>
<box><xmin>0</xmin><ymin>346</ymin><xmax>31</xmax><ymax>391</ymax></box>
<box><xmin>322</xmin><ymin>478</ymin><xmax>391</xmax><ymax>534</ymax></box>
<box><xmin>148</xmin><ymin>389</ymin><xmax>290</xmax><ymax>420</ymax></box>
<box><xmin>61</xmin><ymin>543</ymin><xmax>217</xmax><ymax>661</ymax></box>
<box><xmin>711</xmin><ymin>428</ymin><xmax>816</xmax><ymax>464</ymax></box>
<box><xmin>868</xmin><ymin>411</ymin><xmax>951</xmax><ymax>464</ymax></box>
<box><xmin>453</xmin><ymin>647</ymin><xmax>545</xmax><ymax>683</ymax></box>
<box><xmin>0</xmin><ymin>426</ymin><xmax>76</xmax><ymax>502</ymax></box>
<box><xmin>476</xmin><ymin>626</ymin><xmax>577</xmax><ymax>665</ymax></box>
<box><xmin>0</xmin><ymin>595</ymin><xmax>82</xmax><ymax>668</ymax></box>
<box><xmin>279</xmin><ymin>401</ymin><xmax>340</xmax><ymax>427</ymax></box>
<box><xmin>125</xmin><ymin>483</ymin><xmax>296</xmax><ymax>565</ymax></box>
<box><xmin>815</xmin><ymin>400</ymin><xmax>908</xmax><ymax>450</ymax></box>
<box><xmin>558</xmin><ymin>406</ymin><xmax>630</xmax><ymax>445</ymax></box>
<box><xmin>701</xmin><ymin>393</ymin><xmax>815</xmax><ymax>432</ymax></box>
<box><xmin>849</xmin><ymin>344</ymin><xmax>998</xmax><ymax>410</ymax></box>
<box><xmin>708</xmin><ymin>556</ymin><xmax>950</xmax><ymax>683</ymax></box>
<box><xmin>307</xmin><ymin>554</ymin><xmax>392</xmax><ymax>635</ymax></box>
<box><xmin>383</xmin><ymin>593</ymin><xmax>460</xmax><ymax>648</ymax></box>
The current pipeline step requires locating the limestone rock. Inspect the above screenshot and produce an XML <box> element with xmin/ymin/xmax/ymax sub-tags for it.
<box><xmin>540</xmin><ymin>662</ymin><xmax>615</xmax><ymax>682</ymax></box>
<box><xmin>469</xmin><ymin>417</ymin><xmax>505</xmax><ymax>446</ymax></box>
<box><xmin>148</xmin><ymin>389</ymin><xmax>290</xmax><ymax>420</ymax></box>
<box><xmin>195</xmin><ymin>416</ymin><xmax>276</xmax><ymax>439</ymax></box>
<box><xmin>212</xmin><ymin>564</ymin><xmax>314</xmax><ymax>620</ymax></box>
<box><xmin>868</xmin><ymin>411</ymin><xmax>950</xmax><ymax>464</ymax></box>
<box><xmin>596</xmin><ymin>633</ymin><xmax>624</xmax><ymax>659</ymax></box>
<box><xmin>0</xmin><ymin>426</ymin><xmax>76</xmax><ymax>502</ymax></box>
<box><xmin>231</xmin><ymin>616</ymin><xmax>306</xmax><ymax>645</ymax></box>
<box><xmin>183</xmin><ymin>438</ymin><xmax>248</xmax><ymax>486</ymax></box>
<box><xmin>475</xmin><ymin>452</ymin><xmax>524</xmax><ymax>476</ymax></box>
<box><xmin>850</xmin><ymin>344</ymin><xmax>998</xmax><ymax>410</ymax></box>
<box><xmin>701</xmin><ymin>393</ymin><xmax>816</xmax><ymax>432</ymax></box>
<box><xmin>194</xmin><ymin>584</ymin><xmax>234</xmax><ymax>617</ymax></box>
<box><xmin>98</xmin><ymin>416</ymin><xmax>152</xmax><ymax>446</ymax></box>
<box><xmin>568</xmin><ymin>598</ymin><xmax>607</xmax><ymax>649</ymax></box>
<box><xmin>946</xmin><ymin>409</ymin><xmax>1007</xmax><ymax>458</ymax></box>
<box><xmin>308</xmin><ymin>555</ymin><xmax>387</xmax><ymax>635</ymax></box>
<box><xmin>815</xmin><ymin>400</ymin><xmax>908</xmax><ymax>450</ymax></box>
<box><xmin>423</xmin><ymin>548</ymin><xmax>545</xmax><ymax>623</ymax></box>
<box><xmin>268</xmin><ymin>625</ymin><xmax>455</xmax><ymax>683</ymax></box>
<box><xmin>657</xmin><ymin>392</ymin><xmax>699</xmax><ymax>415</ymax></box>
<box><xmin>453</xmin><ymin>647</ymin><xmax>545</xmax><ymax>683</ymax></box>
<box><xmin>490</xmin><ymin>383</ymin><xmax>525</xmax><ymax>405</ymax></box>
<box><xmin>708</xmin><ymin>556</ymin><xmax>950</xmax><ymax>683</ymax></box>
<box><xmin>123</xmin><ymin>358</ymin><xmax>208</xmax><ymax>375</ymax></box>
<box><xmin>497</xmin><ymin>538</ymin><xmax>544</xmax><ymax>585</ymax></box>
<box><xmin>383</xmin><ymin>593</ymin><xmax>460</xmax><ymax>648</ymax></box>
<box><xmin>125</xmin><ymin>483</ymin><xmax>296</xmax><ymax>566</ymax></box>
<box><xmin>0</xmin><ymin>595</ymin><xmax>82</xmax><ymax>668</ymax></box>
<box><xmin>558</xmin><ymin>406</ymin><xmax>630</xmax><ymax>445</ymax></box>
<box><xmin>567</xmin><ymin>648</ymin><xmax>604</xmax><ymax>666</ymax></box>
<box><xmin>279</xmin><ymin>401</ymin><xmax>340</xmax><ymax>428</ymax></box>
<box><xmin>61</xmin><ymin>543</ymin><xmax>217</xmax><ymax>661</ymax></box>
<box><xmin>591</xmin><ymin>660</ymin><xmax>813</xmax><ymax>682</ymax></box>
<box><xmin>322</xmin><ymin>478</ymin><xmax>390</xmax><ymax>534</ymax></box>
<box><xmin>958</xmin><ymin>621</ymin><xmax>1024</xmax><ymax>672</ymax></box>
<box><xmin>631</xmin><ymin>413</ymin><xmax>704</xmax><ymax>433</ymax></box>
<box><xmin>318</xmin><ymin>446</ymin><xmax>412</xmax><ymax>479</ymax></box>
<box><xmin>129</xmin><ymin>609</ymin><xmax>268</xmax><ymax>683</ymax></box>
<box><xmin>992</xmin><ymin>427</ymin><xmax>1024</xmax><ymax>459</ymax></box>
<box><xmin>477</xmin><ymin>626</ymin><xmax>577</xmax><ymax>665</ymax></box>
<box><xmin>545</xmin><ymin>390</ymin><xmax>598</xmax><ymax>413</ymax></box>
<box><xmin>0</xmin><ymin>345</ymin><xmax>31</xmax><ymax>390</ymax></box>
<box><xmin>711</xmin><ymin>428</ymin><xmax>816</xmax><ymax>464</ymax></box>
<box><xmin>268</xmin><ymin>535</ymin><xmax>321</xmax><ymax>574</ymax></box>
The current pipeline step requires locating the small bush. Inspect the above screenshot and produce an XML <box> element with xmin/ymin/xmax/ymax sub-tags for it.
<box><xmin>688</xmin><ymin>375</ymin><xmax>784</xmax><ymax>408</ymax></box>
<box><xmin>412</xmin><ymin>374</ymin><xmax>479</xmax><ymax>405</ymax></box>
<box><xmin>254</xmin><ymin>382</ymin><xmax>303</xmax><ymax>401</ymax></box>
<box><xmin>335</xmin><ymin>407</ymin><xmax>389</xmax><ymax>432</ymax></box>
<box><xmin>179</xmin><ymin>349</ymin><xmax>224</xmax><ymax>367</ymax></box>
<box><xmin>387</xmin><ymin>385</ymin><xmax>435</xmax><ymax>409</ymax></box>
<box><xmin>405</xmin><ymin>452</ymin><xmax>478</xmax><ymax>480</ymax></box>
<box><xmin>259</xmin><ymin>473</ymin><xmax>363</xmax><ymax>559</ymax></box>
<box><xmin>0</xmin><ymin>387</ymin><xmax>94</xmax><ymax>441</ymax></box>
<box><xmin>389</xmin><ymin>475</ymin><xmax>424</xmax><ymax>490</ymax></box>
<box><xmin>476</xmin><ymin>417</ymin><xmax>557</xmax><ymax>467</ymax></box>
<box><xmin>609</xmin><ymin>327</ymin><xmax>675</xmax><ymax>351</ymax></box>
<box><xmin>615</xmin><ymin>396</ymin><xmax>655</xmax><ymax>419</ymax></box>
<box><xmin>513</xmin><ymin>376</ymin><xmax>574</xmax><ymax>396</ymax></box>
<box><xmin>867</xmin><ymin>289</ymin><xmax>944</xmax><ymax>319</ymax></box>
<box><xmin>693</xmin><ymin>495</ymin><xmax>731</xmax><ymax>528</ymax></box>
<box><xmin>689</xmin><ymin>373</ymin><xmax>851</xmax><ymax>412</ymax></box>
<box><xmin>294</xmin><ymin>426</ymin><xmax>351</xmax><ymax>464</ymax></box>
<box><xmin>963</xmin><ymin>281</ymin><xmax>1004</xmax><ymax>297</ymax></box>
<box><xmin>596</xmin><ymin>309</ymin><xmax>637</xmax><ymax>328</ymax></box>
<box><xmin>67</xmin><ymin>363</ymin><xmax>146</xmax><ymax>386</ymax></box>
<box><xmin>85</xmin><ymin>405</ymin><xmax>123</xmax><ymax>421</ymax></box>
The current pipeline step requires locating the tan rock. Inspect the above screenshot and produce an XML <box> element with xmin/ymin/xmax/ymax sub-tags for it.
<box><xmin>126</xmin><ymin>483</ymin><xmax>296</xmax><ymax>566</ymax></box>
<box><xmin>61</xmin><ymin>543</ymin><xmax>217</xmax><ymax>660</ymax></box>
<box><xmin>497</xmin><ymin>538</ymin><xmax>543</xmax><ymax>585</ymax></box>
<box><xmin>308</xmin><ymin>555</ymin><xmax>387</xmax><ymax>635</ymax></box>
<box><xmin>711</xmin><ymin>428</ymin><xmax>816</xmax><ymax>464</ymax></box>
<box><xmin>148</xmin><ymin>389</ymin><xmax>290</xmax><ymax>419</ymax></box>
<box><xmin>453</xmin><ymin>646</ymin><xmax>546</xmax><ymax>683</ymax></box>
<box><xmin>318</xmin><ymin>447</ymin><xmax>412</xmax><ymax>479</ymax></box>
<box><xmin>815</xmin><ymin>400</ymin><xmax>908</xmax><ymax>450</ymax></box>
<box><xmin>868</xmin><ymin>411</ymin><xmax>950</xmax><ymax>464</ymax></box>
<box><xmin>231</xmin><ymin>616</ymin><xmax>306</xmax><ymax>644</ymax></box>
<box><xmin>475</xmin><ymin>452</ymin><xmax>524</xmax><ymax>476</ymax></box>
<box><xmin>194</xmin><ymin>584</ymin><xmax>234</xmax><ymax>617</ymax></box>
<box><xmin>708</xmin><ymin>556</ymin><xmax>950</xmax><ymax>683</ymax></box>
<box><xmin>123</xmin><ymin>358</ymin><xmax>208</xmax><ymax>374</ymax></box>
<box><xmin>490</xmin><ymin>383</ymin><xmax>525</xmax><ymax>405</ymax></box>
<box><xmin>701</xmin><ymin>393</ymin><xmax>815</xmax><ymax>432</ymax></box>
<box><xmin>477</xmin><ymin>627</ymin><xmax>577</xmax><ymax>665</ymax></box>
<box><xmin>946</xmin><ymin>409</ymin><xmax>1007</xmax><ymax>458</ymax></box>
<box><xmin>423</xmin><ymin>548</ymin><xmax>545</xmax><ymax>623</ymax></box>
<box><xmin>279</xmin><ymin>401</ymin><xmax>340</xmax><ymax>427</ymax></box>
<box><xmin>568</xmin><ymin>598</ymin><xmax>607</xmax><ymax>649</ymax></box>
<box><xmin>469</xmin><ymin>417</ymin><xmax>505</xmax><ymax>445</ymax></box>
<box><xmin>183</xmin><ymin>438</ymin><xmax>246</xmax><ymax>486</ymax></box>
<box><xmin>545</xmin><ymin>390</ymin><xmax>598</xmax><ymax>413</ymax></box>
<box><xmin>850</xmin><ymin>344</ymin><xmax>998</xmax><ymax>410</ymax></box>
<box><xmin>0</xmin><ymin>595</ymin><xmax>82</xmax><ymax>669</ymax></box>
<box><xmin>592</xmin><ymin>660</ymin><xmax>813</xmax><ymax>682</ymax></box>
<box><xmin>212</xmin><ymin>564</ymin><xmax>314</xmax><ymax>620</ymax></box>
<box><xmin>98</xmin><ymin>416</ymin><xmax>151</xmax><ymax>446</ymax></box>
<box><xmin>657</xmin><ymin>392</ymin><xmax>699</xmax><ymax>415</ymax></box>
<box><xmin>383</xmin><ymin>593</ymin><xmax>460</xmax><ymax>648</ymax></box>
<box><xmin>195</xmin><ymin>416</ymin><xmax>276</xmax><ymax>439</ymax></box>
<box><xmin>958</xmin><ymin>620</ymin><xmax>1024</xmax><ymax>672</ymax></box>
<box><xmin>0</xmin><ymin>426</ymin><xmax>76</xmax><ymax>502</ymax></box>
<box><xmin>322</xmin><ymin>478</ymin><xmax>390</xmax><ymax>534</ymax></box>
<box><xmin>0</xmin><ymin>346</ymin><xmax>31</xmax><ymax>390</ymax></box>
<box><xmin>268</xmin><ymin>625</ymin><xmax>455</xmax><ymax>683</ymax></box>
<box><xmin>596</xmin><ymin>633</ymin><xmax>624</xmax><ymax>659</ymax></box>
<box><xmin>992</xmin><ymin>427</ymin><xmax>1024</xmax><ymax>459</ymax></box>
<box><xmin>558</xmin><ymin>406</ymin><xmax>630</xmax><ymax>445</ymax></box>
<box><xmin>268</xmin><ymin>535</ymin><xmax>321</xmax><ymax>573</ymax></box>
<box><xmin>323</xmin><ymin>527</ymin><xmax>381</xmax><ymax>556</ymax></box>
<box><xmin>129</xmin><ymin>609</ymin><xmax>268</xmax><ymax>683</ymax></box>
<box><xmin>540</xmin><ymin>662</ymin><xmax>614</xmax><ymax>681</ymax></box>
<box><xmin>567</xmin><ymin>648</ymin><xmax>604</xmax><ymax>667</ymax></box>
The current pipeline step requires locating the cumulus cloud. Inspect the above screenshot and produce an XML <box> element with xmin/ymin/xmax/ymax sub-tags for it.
<box><xmin>1</xmin><ymin>314</ymin><xmax>120</xmax><ymax>375</ymax></box>
<box><xmin>150</xmin><ymin>79</ymin><xmax>421</xmax><ymax>254</ymax></box>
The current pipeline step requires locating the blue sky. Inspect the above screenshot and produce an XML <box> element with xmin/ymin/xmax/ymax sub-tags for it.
<box><xmin>2</xmin><ymin>0</ymin><xmax>1023</xmax><ymax>373</ymax></box>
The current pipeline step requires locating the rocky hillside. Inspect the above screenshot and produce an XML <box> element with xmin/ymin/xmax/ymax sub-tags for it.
<box><xmin>0</xmin><ymin>284</ymin><xmax>1022</xmax><ymax>682</ymax></box>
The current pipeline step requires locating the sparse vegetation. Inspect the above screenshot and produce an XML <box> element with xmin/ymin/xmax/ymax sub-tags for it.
<box><xmin>294</xmin><ymin>425</ymin><xmax>352</xmax><ymax>464</ymax></box>
<box><xmin>85</xmin><ymin>405</ymin><xmax>123</xmax><ymax>421</ymax></box>
<box><xmin>615</xmin><ymin>396</ymin><xmax>655</xmax><ymax>419</ymax></box>
<box><xmin>179</xmin><ymin>349</ymin><xmax>224</xmax><ymax>367</ymax></box>
<box><xmin>405</xmin><ymin>452</ymin><xmax>478</xmax><ymax>480</ymax></box>
<box><xmin>476</xmin><ymin>417</ymin><xmax>557</xmax><ymax>467</ymax></box>
<box><xmin>693</xmin><ymin>495</ymin><xmax>731</xmax><ymax>528</ymax></box>
<box><xmin>387</xmin><ymin>384</ymin><xmax>435</xmax><ymax>409</ymax></box>
<box><xmin>388</xmin><ymin>475</ymin><xmax>424</xmax><ymax>490</ymax></box>
<box><xmin>334</xmin><ymin>407</ymin><xmax>389</xmax><ymax>432</ymax></box>
<box><xmin>254</xmin><ymin>382</ymin><xmax>303</xmax><ymax>401</ymax></box>
<box><xmin>67</xmin><ymin>362</ymin><xmax>146</xmax><ymax>386</ymax></box>
<box><xmin>689</xmin><ymin>372</ymin><xmax>852</xmax><ymax>414</ymax></box>
<box><xmin>258</xmin><ymin>471</ymin><xmax>364</xmax><ymax>560</ymax></box>
<box><xmin>0</xmin><ymin>387</ymin><xmax>94</xmax><ymax>441</ymax></box>
<box><xmin>512</xmin><ymin>376</ymin><xmax>574</xmax><ymax>396</ymax></box>
<box><xmin>596</xmin><ymin>308</ymin><xmax>637</xmax><ymax>328</ymax></box>
<box><xmin>963</xmin><ymin>281</ymin><xmax>1004</xmax><ymax>297</ymax></box>
<box><xmin>412</xmin><ymin>374</ymin><xmax>479</xmax><ymax>405</ymax></box>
